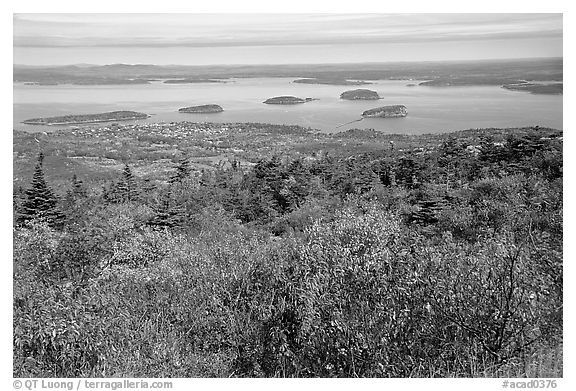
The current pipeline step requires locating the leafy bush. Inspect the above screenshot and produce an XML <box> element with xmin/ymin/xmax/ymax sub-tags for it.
<box><xmin>13</xmin><ymin>128</ymin><xmax>562</xmax><ymax>377</ymax></box>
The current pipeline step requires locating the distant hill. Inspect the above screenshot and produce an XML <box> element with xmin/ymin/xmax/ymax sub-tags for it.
<box><xmin>13</xmin><ymin>58</ymin><xmax>562</xmax><ymax>87</ymax></box>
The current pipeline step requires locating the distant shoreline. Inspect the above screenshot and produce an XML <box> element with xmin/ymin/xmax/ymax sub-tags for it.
<box><xmin>14</xmin><ymin>58</ymin><xmax>562</xmax><ymax>90</ymax></box>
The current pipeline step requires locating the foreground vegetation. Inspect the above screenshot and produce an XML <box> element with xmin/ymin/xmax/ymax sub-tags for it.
<box><xmin>13</xmin><ymin>123</ymin><xmax>562</xmax><ymax>377</ymax></box>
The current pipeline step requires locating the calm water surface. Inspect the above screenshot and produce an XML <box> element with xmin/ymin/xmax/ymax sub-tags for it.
<box><xmin>13</xmin><ymin>78</ymin><xmax>563</xmax><ymax>134</ymax></box>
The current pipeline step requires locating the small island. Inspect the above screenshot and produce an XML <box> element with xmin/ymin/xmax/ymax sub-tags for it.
<box><xmin>178</xmin><ymin>104</ymin><xmax>224</xmax><ymax>113</ymax></box>
<box><xmin>362</xmin><ymin>105</ymin><xmax>408</xmax><ymax>118</ymax></box>
<box><xmin>340</xmin><ymin>89</ymin><xmax>381</xmax><ymax>100</ymax></box>
<box><xmin>22</xmin><ymin>111</ymin><xmax>150</xmax><ymax>125</ymax></box>
<box><xmin>263</xmin><ymin>96</ymin><xmax>316</xmax><ymax>105</ymax></box>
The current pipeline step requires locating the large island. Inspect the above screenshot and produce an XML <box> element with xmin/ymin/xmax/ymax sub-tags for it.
<box><xmin>22</xmin><ymin>111</ymin><xmax>150</xmax><ymax>125</ymax></box>
<box><xmin>340</xmin><ymin>89</ymin><xmax>381</xmax><ymax>100</ymax></box>
<box><xmin>362</xmin><ymin>105</ymin><xmax>408</xmax><ymax>118</ymax></box>
<box><xmin>263</xmin><ymin>96</ymin><xmax>315</xmax><ymax>105</ymax></box>
<box><xmin>178</xmin><ymin>104</ymin><xmax>224</xmax><ymax>113</ymax></box>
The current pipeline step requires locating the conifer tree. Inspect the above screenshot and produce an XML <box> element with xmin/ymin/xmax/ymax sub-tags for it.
<box><xmin>148</xmin><ymin>191</ymin><xmax>186</xmax><ymax>228</ymax></box>
<box><xmin>18</xmin><ymin>152</ymin><xmax>63</xmax><ymax>227</ymax></box>
<box><xmin>479</xmin><ymin>136</ymin><xmax>506</xmax><ymax>163</ymax></box>
<box><xmin>411</xmin><ymin>199</ymin><xmax>442</xmax><ymax>225</ymax></box>
<box><xmin>62</xmin><ymin>174</ymin><xmax>88</xmax><ymax>211</ymax></box>
<box><xmin>102</xmin><ymin>164</ymin><xmax>140</xmax><ymax>203</ymax></box>
<box><xmin>396</xmin><ymin>156</ymin><xmax>421</xmax><ymax>189</ymax></box>
<box><xmin>117</xmin><ymin>164</ymin><xmax>139</xmax><ymax>202</ymax></box>
<box><xmin>13</xmin><ymin>185</ymin><xmax>25</xmax><ymax>223</ymax></box>
<box><xmin>169</xmin><ymin>157</ymin><xmax>191</xmax><ymax>184</ymax></box>
<box><xmin>70</xmin><ymin>174</ymin><xmax>87</xmax><ymax>198</ymax></box>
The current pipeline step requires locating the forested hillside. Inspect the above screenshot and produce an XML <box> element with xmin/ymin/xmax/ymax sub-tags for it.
<box><xmin>13</xmin><ymin>124</ymin><xmax>563</xmax><ymax>377</ymax></box>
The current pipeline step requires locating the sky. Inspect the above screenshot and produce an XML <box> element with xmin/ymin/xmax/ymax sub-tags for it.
<box><xmin>13</xmin><ymin>13</ymin><xmax>563</xmax><ymax>66</ymax></box>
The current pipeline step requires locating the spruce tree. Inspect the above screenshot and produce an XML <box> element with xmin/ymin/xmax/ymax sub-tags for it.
<box><xmin>102</xmin><ymin>164</ymin><xmax>140</xmax><ymax>203</ymax></box>
<box><xmin>117</xmin><ymin>164</ymin><xmax>139</xmax><ymax>202</ymax></box>
<box><xmin>148</xmin><ymin>191</ymin><xmax>186</xmax><ymax>228</ymax></box>
<box><xmin>18</xmin><ymin>153</ymin><xmax>63</xmax><ymax>227</ymax></box>
<box><xmin>411</xmin><ymin>199</ymin><xmax>442</xmax><ymax>225</ymax></box>
<box><xmin>62</xmin><ymin>174</ymin><xmax>88</xmax><ymax>211</ymax></box>
<box><xmin>169</xmin><ymin>157</ymin><xmax>191</xmax><ymax>184</ymax></box>
<box><xmin>71</xmin><ymin>174</ymin><xmax>87</xmax><ymax>198</ymax></box>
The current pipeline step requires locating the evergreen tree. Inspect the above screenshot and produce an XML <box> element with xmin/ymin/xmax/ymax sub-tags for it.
<box><xmin>437</xmin><ymin>137</ymin><xmax>467</xmax><ymax>187</ymax></box>
<box><xmin>396</xmin><ymin>155</ymin><xmax>422</xmax><ymax>189</ymax></box>
<box><xmin>70</xmin><ymin>174</ymin><xmax>87</xmax><ymax>198</ymax></box>
<box><xmin>148</xmin><ymin>191</ymin><xmax>186</xmax><ymax>228</ymax></box>
<box><xmin>251</xmin><ymin>156</ymin><xmax>289</xmax><ymax>213</ymax></box>
<box><xmin>102</xmin><ymin>164</ymin><xmax>140</xmax><ymax>203</ymax></box>
<box><xmin>169</xmin><ymin>157</ymin><xmax>191</xmax><ymax>184</ymax></box>
<box><xmin>371</xmin><ymin>158</ymin><xmax>396</xmax><ymax>187</ymax></box>
<box><xmin>62</xmin><ymin>174</ymin><xmax>88</xmax><ymax>212</ymax></box>
<box><xmin>120</xmin><ymin>164</ymin><xmax>139</xmax><ymax>201</ymax></box>
<box><xmin>479</xmin><ymin>136</ymin><xmax>507</xmax><ymax>163</ymax></box>
<box><xmin>411</xmin><ymin>199</ymin><xmax>442</xmax><ymax>225</ymax></box>
<box><xmin>17</xmin><ymin>153</ymin><xmax>63</xmax><ymax>227</ymax></box>
<box><xmin>13</xmin><ymin>185</ymin><xmax>25</xmax><ymax>223</ymax></box>
<box><xmin>283</xmin><ymin>158</ymin><xmax>312</xmax><ymax>210</ymax></box>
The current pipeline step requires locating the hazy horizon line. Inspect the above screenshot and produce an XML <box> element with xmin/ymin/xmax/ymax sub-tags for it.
<box><xmin>13</xmin><ymin>55</ymin><xmax>563</xmax><ymax>68</ymax></box>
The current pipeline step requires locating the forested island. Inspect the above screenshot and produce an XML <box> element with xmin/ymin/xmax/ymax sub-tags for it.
<box><xmin>178</xmin><ymin>104</ymin><xmax>224</xmax><ymax>113</ymax></box>
<box><xmin>340</xmin><ymin>89</ymin><xmax>381</xmax><ymax>100</ymax></box>
<box><xmin>362</xmin><ymin>105</ymin><xmax>408</xmax><ymax>118</ymax></box>
<box><xmin>263</xmin><ymin>96</ymin><xmax>315</xmax><ymax>104</ymax></box>
<box><xmin>22</xmin><ymin>111</ymin><xmax>150</xmax><ymax>125</ymax></box>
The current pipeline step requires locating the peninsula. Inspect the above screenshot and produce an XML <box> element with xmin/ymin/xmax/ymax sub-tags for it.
<box><xmin>178</xmin><ymin>104</ymin><xmax>224</xmax><ymax>113</ymax></box>
<box><xmin>340</xmin><ymin>89</ymin><xmax>381</xmax><ymax>100</ymax></box>
<box><xmin>502</xmin><ymin>82</ymin><xmax>563</xmax><ymax>95</ymax></box>
<box><xmin>22</xmin><ymin>111</ymin><xmax>150</xmax><ymax>125</ymax></box>
<box><xmin>362</xmin><ymin>105</ymin><xmax>408</xmax><ymax>118</ymax></box>
<box><xmin>263</xmin><ymin>96</ymin><xmax>315</xmax><ymax>105</ymax></box>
